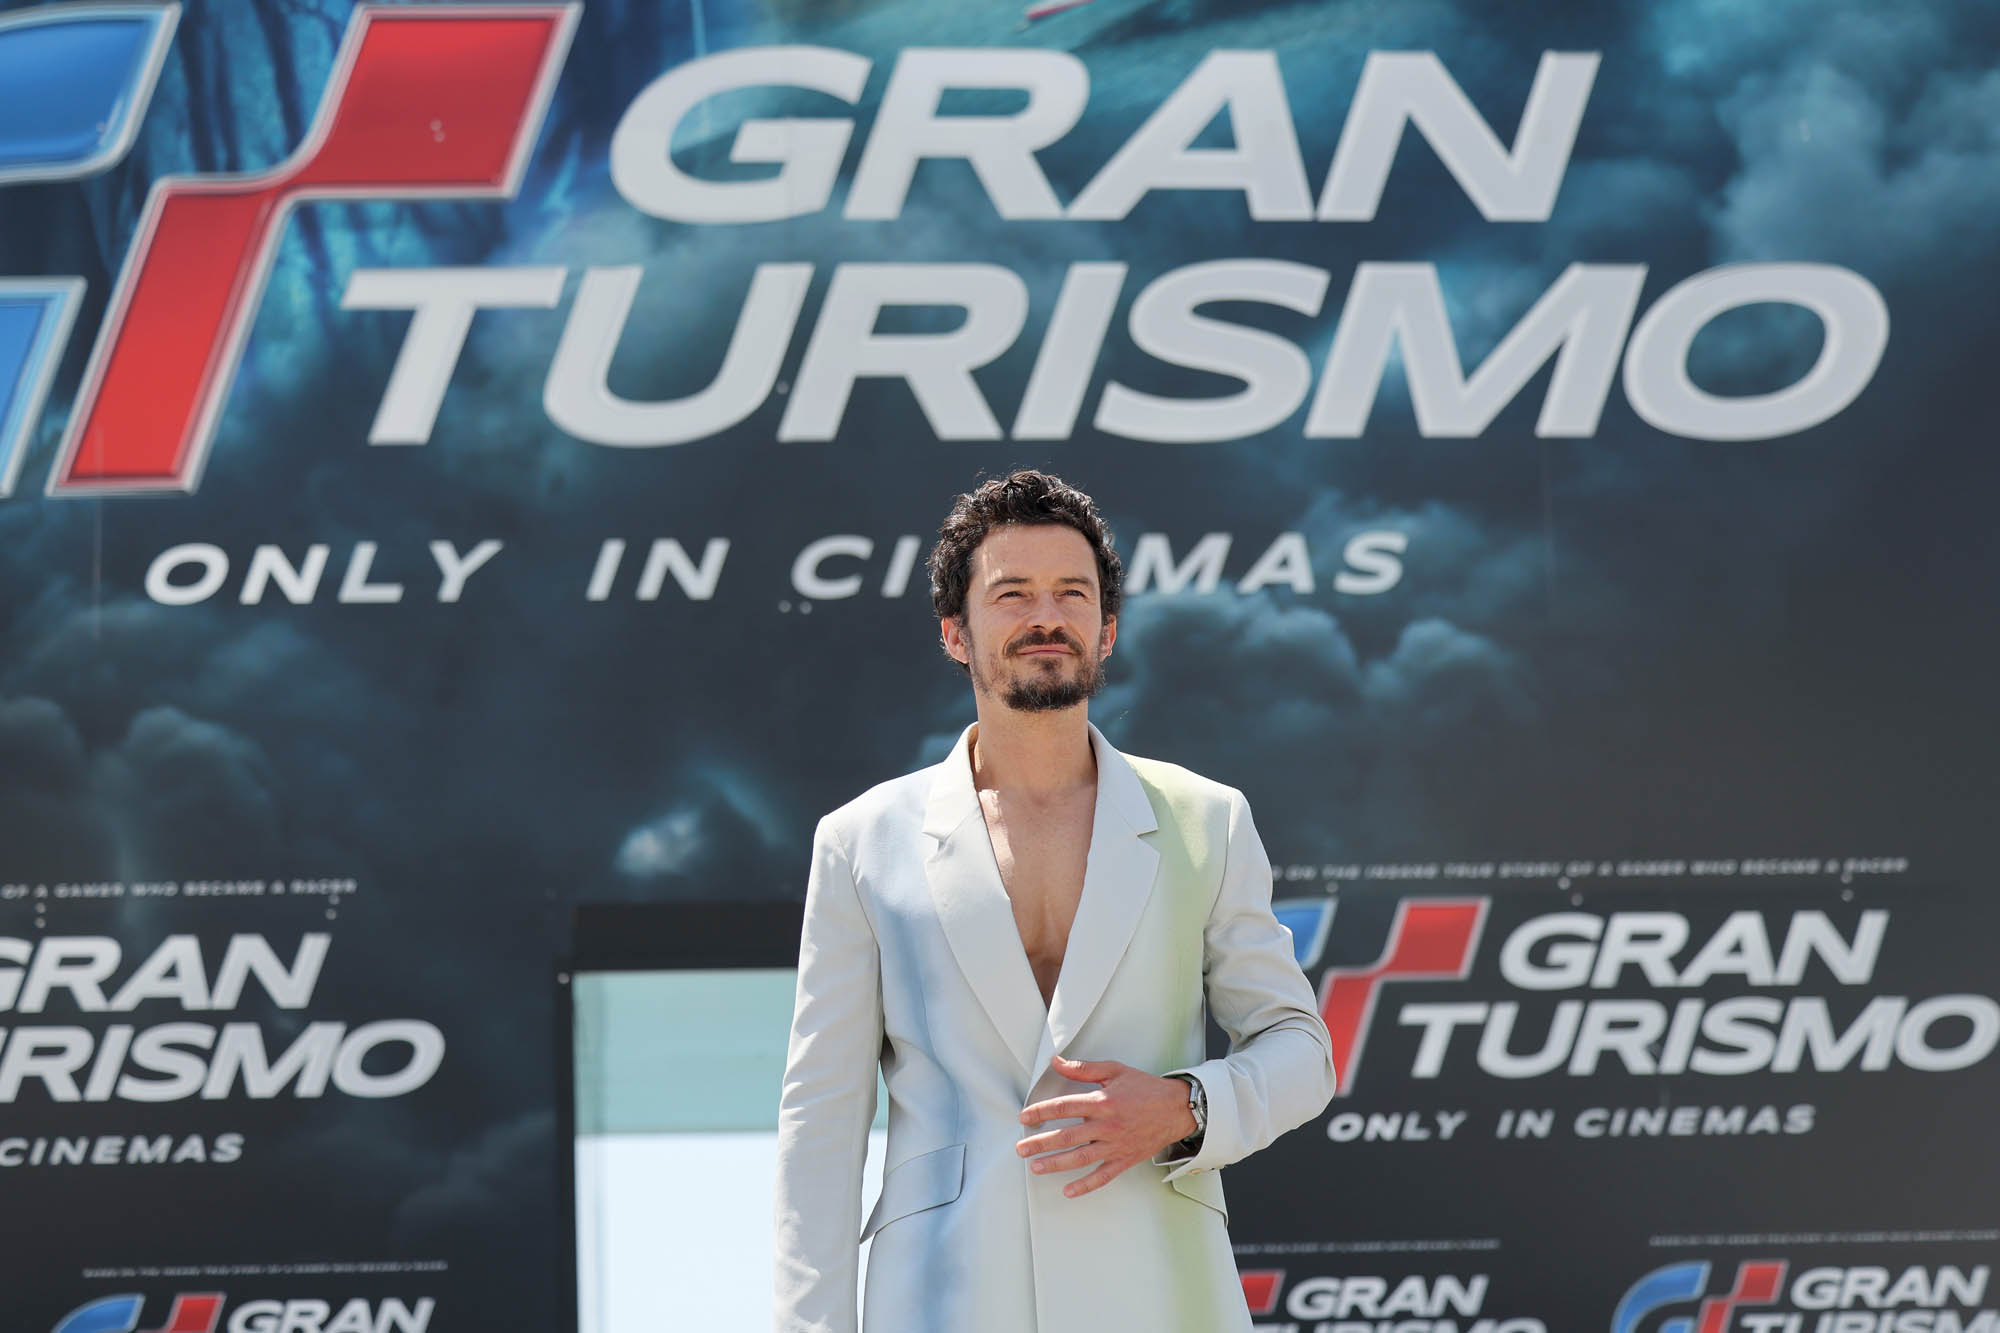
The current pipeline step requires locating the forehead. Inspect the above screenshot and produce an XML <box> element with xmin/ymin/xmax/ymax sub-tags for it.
<box><xmin>969</xmin><ymin>523</ymin><xmax>1099</xmax><ymax>585</ymax></box>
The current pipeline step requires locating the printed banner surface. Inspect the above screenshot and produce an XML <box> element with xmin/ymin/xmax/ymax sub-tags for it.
<box><xmin>3</xmin><ymin>0</ymin><xmax>1997</xmax><ymax>1329</ymax></box>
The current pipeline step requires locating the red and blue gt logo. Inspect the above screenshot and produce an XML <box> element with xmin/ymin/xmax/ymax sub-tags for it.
<box><xmin>1612</xmin><ymin>1261</ymin><xmax>1787</xmax><ymax>1333</ymax></box>
<box><xmin>51</xmin><ymin>1293</ymin><xmax>220</xmax><ymax>1333</ymax></box>
<box><xmin>0</xmin><ymin>1</ymin><xmax>576</xmax><ymax>498</ymax></box>
<box><xmin>1314</xmin><ymin>896</ymin><xmax>1487</xmax><ymax>1095</ymax></box>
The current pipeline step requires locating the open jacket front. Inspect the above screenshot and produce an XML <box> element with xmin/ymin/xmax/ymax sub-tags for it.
<box><xmin>774</xmin><ymin>720</ymin><xmax>1339</xmax><ymax>1333</ymax></box>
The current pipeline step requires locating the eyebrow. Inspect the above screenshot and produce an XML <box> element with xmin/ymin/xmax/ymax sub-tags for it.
<box><xmin>987</xmin><ymin>575</ymin><xmax>1095</xmax><ymax>588</ymax></box>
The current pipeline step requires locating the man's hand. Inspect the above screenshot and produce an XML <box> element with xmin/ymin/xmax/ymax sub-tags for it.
<box><xmin>1016</xmin><ymin>1054</ymin><xmax>1199</xmax><ymax>1198</ymax></box>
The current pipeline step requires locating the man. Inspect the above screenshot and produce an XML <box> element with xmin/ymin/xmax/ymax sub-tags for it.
<box><xmin>774</xmin><ymin>469</ymin><xmax>1337</xmax><ymax>1333</ymax></box>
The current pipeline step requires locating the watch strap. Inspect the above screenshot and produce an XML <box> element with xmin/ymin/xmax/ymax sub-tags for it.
<box><xmin>1168</xmin><ymin>1072</ymin><xmax>1206</xmax><ymax>1147</ymax></box>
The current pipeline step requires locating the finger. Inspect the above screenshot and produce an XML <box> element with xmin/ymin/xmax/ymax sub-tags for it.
<box><xmin>1028</xmin><ymin>1142</ymin><xmax>1103</xmax><ymax>1175</ymax></box>
<box><xmin>1062</xmin><ymin>1161</ymin><xmax>1124</xmax><ymax>1198</ymax></box>
<box><xmin>1015</xmin><ymin>1126</ymin><xmax>1080</xmax><ymax>1155</ymax></box>
<box><xmin>1051</xmin><ymin>1055</ymin><xmax>1121</xmax><ymax>1081</ymax></box>
<box><xmin>1021</xmin><ymin>1096</ymin><xmax>1094</xmax><ymax>1125</ymax></box>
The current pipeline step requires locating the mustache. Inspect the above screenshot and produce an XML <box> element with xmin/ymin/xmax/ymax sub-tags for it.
<box><xmin>1010</xmin><ymin>631</ymin><xmax>1081</xmax><ymax>653</ymax></box>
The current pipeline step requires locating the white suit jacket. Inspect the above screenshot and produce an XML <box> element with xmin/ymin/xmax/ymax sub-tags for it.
<box><xmin>773</xmin><ymin>720</ymin><xmax>1337</xmax><ymax>1333</ymax></box>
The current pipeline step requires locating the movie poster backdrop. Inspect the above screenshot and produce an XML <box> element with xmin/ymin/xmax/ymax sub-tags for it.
<box><xmin>3</xmin><ymin>0</ymin><xmax>1997</xmax><ymax>1329</ymax></box>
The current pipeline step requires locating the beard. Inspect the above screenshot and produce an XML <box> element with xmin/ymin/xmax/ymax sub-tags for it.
<box><xmin>966</xmin><ymin>623</ymin><xmax>1109</xmax><ymax>713</ymax></box>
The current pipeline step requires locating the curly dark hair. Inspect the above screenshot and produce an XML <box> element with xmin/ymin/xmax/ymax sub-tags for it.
<box><xmin>928</xmin><ymin>470</ymin><xmax>1123</xmax><ymax>668</ymax></box>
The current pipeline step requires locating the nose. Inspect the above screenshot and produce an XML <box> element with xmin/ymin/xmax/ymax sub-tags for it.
<box><xmin>1025</xmin><ymin>592</ymin><xmax>1069</xmax><ymax>629</ymax></box>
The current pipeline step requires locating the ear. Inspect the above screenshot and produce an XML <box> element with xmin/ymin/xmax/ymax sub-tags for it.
<box><xmin>940</xmin><ymin>615</ymin><xmax>970</xmax><ymax>665</ymax></box>
<box><xmin>1099</xmin><ymin>613</ymin><xmax>1116</xmax><ymax>658</ymax></box>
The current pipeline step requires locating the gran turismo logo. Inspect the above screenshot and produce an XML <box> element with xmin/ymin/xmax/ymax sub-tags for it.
<box><xmin>53</xmin><ymin>1293</ymin><xmax>433</xmax><ymax>1333</ymax></box>
<box><xmin>0</xmin><ymin>1</ymin><xmax>575</xmax><ymax>498</ymax></box>
<box><xmin>1308</xmin><ymin>896</ymin><xmax>1488</xmax><ymax>1095</ymax></box>
<box><xmin>1239</xmin><ymin>1267</ymin><xmax>1284</xmax><ymax>1316</ymax></box>
<box><xmin>1613</xmin><ymin>1262</ymin><xmax>1786</xmax><ymax>1333</ymax></box>
<box><xmin>52</xmin><ymin>1293</ymin><xmax>220</xmax><ymax>1333</ymax></box>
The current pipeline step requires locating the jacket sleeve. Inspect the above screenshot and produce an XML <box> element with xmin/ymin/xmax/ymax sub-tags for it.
<box><xmin>774</xmin><ymin>816</ymin><xmax>883</xmax><ymax>1333</ymax></box>
<box><xmin>1150</xmin><ymin>786</ymin><xmax>1338</xmax><ymax>1181</ymax></box>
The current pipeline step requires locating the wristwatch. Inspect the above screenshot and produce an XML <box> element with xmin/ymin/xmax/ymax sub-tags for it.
<box><xmin>1167</xmin><ymin>1073</ymin><xmax>1207</xmax><ymax>1147</ymax></box>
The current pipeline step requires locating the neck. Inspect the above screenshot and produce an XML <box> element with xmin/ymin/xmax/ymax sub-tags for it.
<box><xmin>967</xmin><ymin>705</ymin><xmax>1096</xmax><ymax>796</ymax></box>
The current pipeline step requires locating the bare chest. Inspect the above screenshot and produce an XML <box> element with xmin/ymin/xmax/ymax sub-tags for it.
<box><xmin>978</xmin><ymin>787</ymin><xmax>1095</xmax><ymax>1010</ymax></box>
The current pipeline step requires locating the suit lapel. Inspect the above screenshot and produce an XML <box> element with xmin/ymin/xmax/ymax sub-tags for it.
<box><xmin>1037</xmin><ymin>722</ymin><xmax>1160</xmax><ymax>1073</ymax></box>
<box><xmin>924</xmin><ymin>724</ymin><xmax>1048</xmax><ymax>1082</ymax></box>
<box><xmin>922</xmin><ymin>720</ymin><xmax>1162</xmax><ymax>1088</ymax></box>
